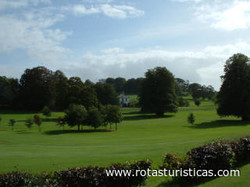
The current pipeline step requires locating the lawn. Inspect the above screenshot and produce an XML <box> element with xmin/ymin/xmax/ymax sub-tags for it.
<box><xmin>0</xmin><ymin>100</ymin><xmax>249</xmax><ymax>186</ymax></box>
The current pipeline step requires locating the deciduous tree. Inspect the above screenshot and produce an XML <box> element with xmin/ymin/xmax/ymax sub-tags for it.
<box><xmin>217</xmin><ymin>53</ymin><xmax>250</xmax><ymax>121</ymax></box>
<box><xmin>139</xmin><ymin>67</ymin><xmax>178</xmax><ymax>116</ymax></box>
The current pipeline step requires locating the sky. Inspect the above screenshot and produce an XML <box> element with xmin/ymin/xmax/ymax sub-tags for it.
<box><xmin>1</xmin><ymin>0</ymin><xmax>250</xmax><ymax>90</ymax></box>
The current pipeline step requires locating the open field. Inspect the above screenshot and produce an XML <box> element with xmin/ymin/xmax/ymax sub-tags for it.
<box><xmin>0</xmin><ymin>100</ymin><xmax>250</xmax><ymax>186</ymax></box>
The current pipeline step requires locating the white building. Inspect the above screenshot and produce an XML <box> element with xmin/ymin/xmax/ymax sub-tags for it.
<box><xmin>118</xmin><ymin>94</ymin><xmax>130</xmax><ymax>107</ymax></box>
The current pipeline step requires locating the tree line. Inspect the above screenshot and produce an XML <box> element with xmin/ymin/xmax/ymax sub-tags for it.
<box><xmin>0</xmin><ymin>67</ymin><xmax>119</xmax><ymax>110</ymax></box>
<box><xmin>0</xmin><ymin>66</ymin><xmax>216</xmax><ymax>111</ymax></box>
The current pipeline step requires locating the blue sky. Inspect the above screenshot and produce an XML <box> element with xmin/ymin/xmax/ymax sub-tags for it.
<box><xmin>1</xmin><ymin>0</ymin><xmax>250</xmax><ymax>90</ymax></box>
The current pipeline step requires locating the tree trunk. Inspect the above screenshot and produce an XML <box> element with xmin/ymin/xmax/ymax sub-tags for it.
<box><xmin>78</xmin><ymin>125</ymin><xmax>80</xmax><ymax>131</ymax></box>
<box><xmin>115</xmin><ymin>123</ymin><xmax>117</xmax><ymax>131</ymax></box>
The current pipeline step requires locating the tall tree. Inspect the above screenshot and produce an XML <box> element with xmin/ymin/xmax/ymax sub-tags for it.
<box><xmin>19</xmin><ymin>66</ymin><xmax>56</xmax><ymax>110</ymax></box>
<box><xmin>217</xmin><ymin>53</ymin><xmax>250</xmax><ymax>121</ymax></box>
<box><xmin>54</xmin><ymin>70</ymin><xmax>68</xmax><ymax>109</ymax></box>
<box><xmin>67</xmin><ymin>77</ymin><xmax>98</xmax><ymax>109</ymax></box>
<box><xmin>139</xmin><ymin>67</ymin><xmax>178</xmax><ymax>116</ymax></box>
<box><xmin>94</xmin><ymin>82</ymin><xmax>119</xmax><ymax>106</ymax></box>
<box><xmin>103</xmin><ymin>105</ymin><xmax>122</xmax><ymax>130</ymax></box>
<box><xmin>0</xmin><ymin>76</ymin><xmax>19</xmax><ymax>109</ymax></box>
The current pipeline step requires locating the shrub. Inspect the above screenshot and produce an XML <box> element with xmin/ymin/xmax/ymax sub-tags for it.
<box><xmin>54</xmin><ymin>159</ymin><xmax>152</xmax><ymax>187</ymax></box>
<box><xmin>178</xmin><ymin>97</ymin><xmax>189</xmax><ymax>107</ymax></box>
<box><xmin>34</xmin><ymin>114</ymin><xmax>42</xmax><ymax>132</ymax></box>
<box><xmin>0</xmin><ymin>160</ymin><xmax>151</xmax><ymax>187</ymax></box>
<box><xmin>160</xmin><ymin>153</ymin><xmax>185</xmax><ymax>170</ymax></box>
<box><xmin>187</xmin><ymin>141</ymin><xmax>234</xmax><ymax>171</ymax></box>
<box><xmin>187</xmin><ymin>113</ymin><xmax>195</xmax><ymax>125</ymax></box>
<box><xmin>194</xmin><ymin>99</ymin><xmax>201</xmax><ymax>106</ymax></box>
<box><xmin>57</xmin><ymin>116</ymin><xmax>66</xmax><ymax>130</ymax></box>
<box><xmin>163</xmin><ymin>136</ymin><xmax>250</xmax><ymax>185</ymax></box>
<box><xmin>8</xmin><ymin>119</ymin><xmax>16</xmax><ymax>131</ymax></box>
<box><xmin>25</xmin><ymin>117</ymin><xmax>34</xmax><ymax>129</ymax></box>
<box><xmin>0</xmin><ymin>172</ymin><xmax>55</xmax><ymax>187</ymax></box>
<box><xmin>42</xmin><ymin>106</ymin><xmax>51</xmax><ymax>117</ymax></box>
<box><xmin>231</xmin><ymin>136</ymin><xmax>250</xmax><ymax>166</ymax></box>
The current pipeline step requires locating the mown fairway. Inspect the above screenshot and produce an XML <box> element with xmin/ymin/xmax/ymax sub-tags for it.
<box><xmin>0</xmin><ymin>100</ymin><xmax>250</xmax><ymax>186</ymax></box>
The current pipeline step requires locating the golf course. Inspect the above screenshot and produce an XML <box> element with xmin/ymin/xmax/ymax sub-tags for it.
<box><xmin>1</xmin><ymin>98</ymin><xmax>249</xmax><ymax>186</ymax></box>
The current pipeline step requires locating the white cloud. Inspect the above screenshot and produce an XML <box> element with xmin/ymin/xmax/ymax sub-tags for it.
<box><xmin>101</xmin><ymin>47</ymin><xmax>124</xmax><ymax>54</ymax></box>
<box><xmin>0</xmin><ymin>0</ymin><xmax>28</xmax><ymax>10</ymax></box>
<box><xmin>72</xmin><ymin>5</ymin><xmax>100</xmax><ymax>15</ymax></box>
<box><xmin>61</xmin><ymin>42</ymin><xmax>250</xmax><ymax>90</ymax></box>
<box><xmin>0</xmin><ymin>0</ymin><xmax>52</xmax><ymax>10</ymax></box>
<box><xmin>100</xmin><ymin>4</ymin><xmax>144</xmax><ymax>19</ymax></box>
<box><xmin>194</xmin><ymin>0</ymin><xmax>250</xmax><ymax>31</ymax></box>
<box><xmin>63</xmin><ymin>3</ymin><xmax>144</xmax><ymax>19</ymax></box>
<box><xmin>0</xmin><ymin>11</ymin><xmax>70</xmax><ymax>63</ymax></box>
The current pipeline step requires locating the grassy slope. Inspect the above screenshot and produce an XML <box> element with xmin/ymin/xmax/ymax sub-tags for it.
<box><xmin>0</xmin><ymin>100</ymin><xmax>249</xmax><ymax>186</ymax></box>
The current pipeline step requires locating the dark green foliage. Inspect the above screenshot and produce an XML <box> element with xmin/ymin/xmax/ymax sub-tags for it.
<box><xmin>0</xmin><ymin>76</ymin><xmax>19</xmax><ymax>109</ymax></box>
<box><xmin>178</xmin><ymin>97</ymin><xmax>189</xmax><ymax>107</ymax></box>
<box><xmin>102</xmin><ymin>105</ymin><xmax>122</xmax><ymax>130</ymax></box>
<box><xmin>230</xmin><ymin>137</ymin><xmax>250</xmax><ymax>166</ymax></box>
<box><xmin>55</xmin><ymin>159</ymin><xmax>151</xmax><ymax>187</ymax></box>
<box><xmin>124</xmin><ymin>78</ymin><xmax>144</xmax><ymax>95</ymax></box>
<box><xmin>86</xmin><ymin>107</ymin><xmax>103</xmax><ymax>129</ymax></box>
<box><xmin>54</xmin><ymin>70</ymin><xmax>69</xmax><ymax>109</ymax></box>
<box><xmin>105</xmin><ymin>77</ymin><xmax>144</xmax><ymax>95</ymax></box>
<box><xmin>19</xmin><ymin>66</ymin><xmax>56</xmax><ymax>110</ymax></box>
<box><xmin>161</xmin><ymin>153</ymin><xmax>184</xmax><ymax>170</ymax></box>
<box><xmin>25</xmin><ymin>117</ymin><xmax>34</xmax><ymax>129</ymax></box>
<box><xmin>57</xmin><ymin>116</ymin><xmax>66</xmax><ymax>129</ymax></box>
<box><xmin>139</xmin><ymin>67</ymin><xmax>178</xmax><ymax>116</ymax></box>
<box><xmin>113</xmin><ymin>77</ymin><xmax>126</xmax><ymax>94</ymax></box>
<box><xmin>0</xmin><ymin>160</ymin><xmax>151</xmax><ymax>187</ymax></box>
<box><xmin>34</xmin><ymin>114</ymin><xmax>42</xmax><ymax>132</ymax></box>
<box><xmin>187</xmin><ymin>141</ymin><xmax>234</xmax><ymax>171</ymax></box>
<box><xmin>187</xmin><ymin>113</ymin><xmax>195</xmax><ymax>125</ymax></box>
<box><xmin>0</xmin><ymin>172</ymin><xmax>55</xmax><ymax>187</ymax></box>
<box><xmin>188</xmin><ymin>83</ymin><xmax>216</xmax><ymax>100</ymax></box>
<box><xmin>67</xmin><ymin>77</ymin><xmax>98</xmax><ymax>109</ymax></box>
<box><xmin>162</xmin><ymin>136</ymin><xmax>250</xmax><ymax>185</ymax></box>
<box><xmin>64</xmin><ymin>104</ymin><xmax>87</xmax><ymax>131</ymax></box>
<box><xmin>42</xmin><ymin>106</ymin><xmax>51</xmax><ymax>117</ymax></box>
<box><xmin>175</xmin><ymin>78</ymin><xmax>189</xmax><ymax>94</ymax></box>
<box><xmin>8</xmin><ymin>119</ymin><xmax>16</xmax><ymax>131</ymax></box>
<box><xmin>94</xmin><ymin>82</ymin><xmax>119</xmax><ymax>106</ymax></box>
<box><xmin>194</xmin><ymin>99</ymin><xmax>201</xmax><ymax>106</ymax></box>
<box><xmin>217</xmin><ymin>53</ymin><xmax>250</xmax><ymax>121</ymax></box>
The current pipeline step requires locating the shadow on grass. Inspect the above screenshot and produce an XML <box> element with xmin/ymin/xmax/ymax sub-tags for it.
<box><xmin>16</xmin><ymin>118</ymin><xmax>57</xmax><ymax>123</ymax></box>
<box><xmin>15</xmin><ymin>130</ymin><xmax>32</xmax><ymax>134</ymax></box>
<box><xmin>123</xmin><ymin>114</ymin><xmax>174</xmax><ymax>121</ymax></box>
<box><xmin>44</xmin><ymin>129</ymin><xmax>113</xmax><ymax>135</ymax></box>
<box><xmin>188</xmin><ymin>120</ymin><xmax>249</xmax><ymax>129</ymax></box>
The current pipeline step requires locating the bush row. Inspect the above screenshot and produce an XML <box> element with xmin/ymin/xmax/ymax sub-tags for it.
<box><xmin>161</xmin><ymin>136</ymin><xmax>250</xmax><ymax>184</ymax></box>
<box><xmin>0</xmin><ymin>159</ymin><xmax>151</xmax><ymax>187</ymax></box>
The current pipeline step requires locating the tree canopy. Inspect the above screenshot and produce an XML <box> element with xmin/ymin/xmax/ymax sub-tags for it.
<box><xmin>64</xmin><ymin>104</ymin><xmax>88</xmax><ymax>131</ymax></box>
<box><xmin>139</xmin><ymin>67</ymin><xmax>178</xmax><ymax>116</ymax></box>
<box><xmin>217</xmin><ymin>53</ymin><xmax>250</xmax><ymax>121</ymax></box>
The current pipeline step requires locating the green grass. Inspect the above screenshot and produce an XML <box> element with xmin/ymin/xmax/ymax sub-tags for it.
<box><xmin>0</xmin><ymin>100</ymin><xmax>249</xmax><ymax>186</ymax></box>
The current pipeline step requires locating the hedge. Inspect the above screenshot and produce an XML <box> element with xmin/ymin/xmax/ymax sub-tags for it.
<box><xmin>0</xmin><ymin>159</ymin><xmax>151</xmax><ymax>187</ymax></box>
